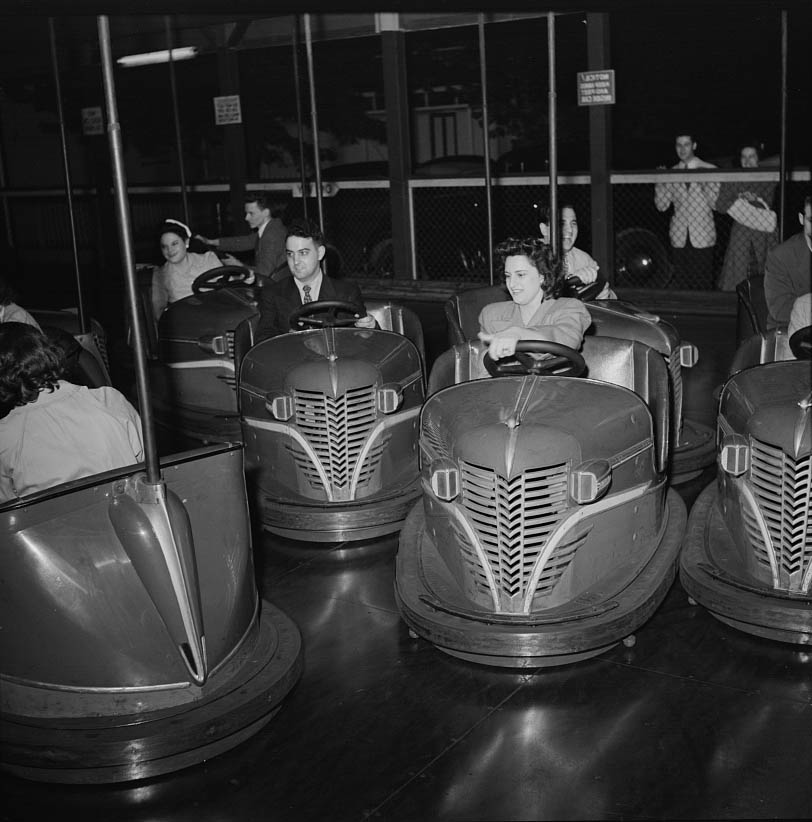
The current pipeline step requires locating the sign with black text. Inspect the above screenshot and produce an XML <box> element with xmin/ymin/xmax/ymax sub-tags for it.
<box><xmin>577</xmin><ymin>70</ymin><xmax>615</xmax><ymax>106</ymax></box>
<box><xmin>81</xmin><ymin>106</ymin><xmax>104</xmax><ymax>135</ymax></box>
<box><xmin>214</xmin><ymin>95</ymin><xmax>243</xmax><ymax>125</ymax></box>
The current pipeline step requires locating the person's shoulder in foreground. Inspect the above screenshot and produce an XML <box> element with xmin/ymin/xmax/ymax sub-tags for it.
<box><xmin>0</xmin><ymin>323</ymin><xmax>143</xmax><ymax>503</ymax></box>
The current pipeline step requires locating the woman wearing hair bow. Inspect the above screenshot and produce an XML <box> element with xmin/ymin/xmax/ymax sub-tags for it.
<box><xmin>151</xmin><ymin>218</ymin><xmax>223</xmax><ymax>318</ymax></box>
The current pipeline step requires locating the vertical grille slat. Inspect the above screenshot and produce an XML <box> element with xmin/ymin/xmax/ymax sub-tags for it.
<box><xmin>221</xmin><ymin>331</ymin><xmax>238</xmax><ymax>390</ymax></box>
<box><xmin>667</xmin><ymin>350</ymin><xmax>684</xmax><ymax>434</ymax></box>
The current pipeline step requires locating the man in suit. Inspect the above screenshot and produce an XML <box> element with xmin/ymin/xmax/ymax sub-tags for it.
<box><xmin>255</xmin><ymin>219</ymin><xmax>375</xmax><ymax>342</ymax></box>
<box><xmin>654</xmin><ymin>133</ymin><xmax>720</xmax><ymax>288</ymax></box>
<box><xmin>765</xmin><ymin>194</ymin><xmax>812</xmax><ymax>329</ymax></box>
<box><xmin>195</xmin><ymin>192</ymin><xmax>288</xmax><ymax>283</ymax></box>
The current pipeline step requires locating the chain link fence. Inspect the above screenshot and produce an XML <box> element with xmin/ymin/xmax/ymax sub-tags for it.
<box><xmin>2</xmin><ymin>171</ymin><xmax>807</xmax><ymax>294</ymax></box>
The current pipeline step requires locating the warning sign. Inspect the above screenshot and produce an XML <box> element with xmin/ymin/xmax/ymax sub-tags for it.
<box><xmin>214</xmin><ymin>95</ymin><xmax>243</xmax><ymax>125</ymax></box>
<box><xmin>577</xmin><ymin>70</ymin><xmax>615</xmax><ymax>106</ymax></box>
<box><xmin>81</xmin><ymin>106</ymin><xmax>104</xmax><ymax>136</ymax></box>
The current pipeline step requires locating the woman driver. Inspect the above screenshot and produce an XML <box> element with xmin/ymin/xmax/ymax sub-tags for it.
<box><xmin>151</xmin><ymin>219</ymin><xmax>223</xmax><ymax>318</ymax></box>
<box><xmin>0</xmin><ymin>322</ymin><xmax>143</xmax><ymax>502</ymax></box>
<box><xmin>478</xmin><ymin>236</ymin><xmax>591</xmax><ymax>362</ymax></box>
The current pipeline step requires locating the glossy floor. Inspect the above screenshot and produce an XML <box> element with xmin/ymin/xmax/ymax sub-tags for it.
<box><xmin>4</xmin><ymin>309</ymin><xmax>811</xmax><ymax>821</ymax></box>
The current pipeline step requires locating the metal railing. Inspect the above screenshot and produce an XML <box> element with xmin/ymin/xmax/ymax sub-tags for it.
<box><xmin>2</xmin><ymin>169</ymin><xmax>808</xmax><ymax>293</ymax></box>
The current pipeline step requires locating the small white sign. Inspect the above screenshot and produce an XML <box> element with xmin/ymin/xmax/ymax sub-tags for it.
<box><xmin>577</xmin><ymin>70</ymin><xmax>616</xmax><ymax>106</ymax></box>
<box><xmin>214</xmin><ymin>95</ymin><xmax>242</xmax><ymax>125</ymax></box>
<box><xmin>81</xmin><ymin>106</ymin><xmax>104</xmax><ymax>135</ymax></box>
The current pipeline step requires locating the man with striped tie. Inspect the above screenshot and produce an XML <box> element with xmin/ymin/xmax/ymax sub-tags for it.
<box><xmin>255</xmin><ymin>218</ymin><xmax>376</xmax><ymax>342</ymax></box>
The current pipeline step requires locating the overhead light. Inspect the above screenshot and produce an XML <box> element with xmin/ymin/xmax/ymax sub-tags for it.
<box><xmin>117</xmin><ymin>47</ymin><xmax>198</xmax><ymax>68</ymax></box>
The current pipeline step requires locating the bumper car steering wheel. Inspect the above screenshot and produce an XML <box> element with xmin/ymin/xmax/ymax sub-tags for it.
<box><xmin>192</xmin><ymin>265</ymin><xmax>255</xmax><ymax>295</ymax></box>
<box><xmin>484</xmin><ymin>339</ymin><xmax>586</xmax><ymax>378</ymax></box>
<box><xmin>562</xmin><ymin>273</ymin><xmax>608</xmax><ymax>302</ymax></box>
<box><xmin>289</xmin><ymin>299</ymin><xmax>365</xmax><ymax>330</ymax></box>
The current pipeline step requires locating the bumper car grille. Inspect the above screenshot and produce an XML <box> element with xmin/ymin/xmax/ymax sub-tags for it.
<box><xmin>746</xmin><ymin>438</ymin><xmax>812</xmax><ymax>592</ymax></box>
<box><xmin>293</xmin><ymin>385</ymin><xmax>379</xmax><ymax>496</ymax></box>
<box><xmin>667</xmin><ymin>349</ymin><xmax>684</xmax><ymax>434</ymax></box>
<box><xmin>457</xmin><ymin>461</ymin><xmax>576</xmax><ymax>612</ymax></box>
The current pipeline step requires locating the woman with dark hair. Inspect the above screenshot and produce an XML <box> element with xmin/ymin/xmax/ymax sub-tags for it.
<box><xmin>477</xmin><ymin>236</ymin><xmax>591</xmax><ymax>362</ymax></box>
<box><xmin>0</xmin><ymin>274</ymin><xmax>42</xmax><ymax>329</ymax></box>
<box><xmin>0</xmin><ymin>322</ymin><xmax>143</xmax><ymax>502</ymax></box>
<box><xmin>715</xmin><ymin>142</ymin><xmax>778</xmax><ymax>291</ymax></box>
<box><xmin>151</xmin><ymin>218</ymin><xmax>222</xmax><ymax>318</ymax></box>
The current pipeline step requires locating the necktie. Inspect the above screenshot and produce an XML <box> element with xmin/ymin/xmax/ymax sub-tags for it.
<box><xmin>303</xmin><ymin>285</ymin><xmax>312</xmax><ymax>304</ymax></box>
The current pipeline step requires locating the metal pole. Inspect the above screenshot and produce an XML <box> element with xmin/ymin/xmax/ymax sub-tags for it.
<box><xmin>166</xmin><ymin>15</ymin><xmax>190</xmax><ymax>226</ymax></box>
<box><xmin>478</xmin><ymin>14</ymin><xmax>494</xmax><ymax>286</ymax></box>
<box><xmin>778</xmin><ymin>9</ymin><xmax>788</xmax><ymax>240</ymax></box>
<box><xmin>303</xmin><ymin>14</ymin><xmax>324</xmax><ymax>236</ymax></box>
<box><xmin>547</xmin><ymin>12</ymin><xmax>558</xmax><ymax>260</ymax></box>
<box><xmin>292</xmin><ymin>15</ymin><xmax>309</xmax><ymax>221</ymax></box>
<box><xmin>97</xmin><ymin>15</ymin><xmax>161</xmax><ymax>485</ymax></box>
<box><xmin>49</xmin><ymin>17</ymin><xmax>87</xmax><ymax>334</ymax></box>
<box><xmin>0</xmin><ymin>117</ymin><xmax>12</xmax><ymax>252</ymax></box>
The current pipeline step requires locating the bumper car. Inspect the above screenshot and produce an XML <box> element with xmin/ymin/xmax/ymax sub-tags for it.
<box><xmin>31</xmin><ymin>307</ymin><xmax>112</xmax><ymax>388</ymax></box>
<box><xmin>444</xmin><ymin>284</ymin><xmax>714</xmax><ymax>483</ymax></box>
<box><xmin>0</xmin><ymin>444</ymin><xmax>302</xmax><ymax>783</ymax></box>
<box><xmin>239</xmin><ymin>298</ymin><xmax>426</xmax><ymax>542</ymax></box>
<box><xmin>395</xmin><ymin>335</ymin><xmax>687</xmax><ymax>667</ymax></box>
<box><xmin>680</xmin><ymin>324</ymin><xmax>812</xmax><ymax>644</ymax></box>
<box><xmin>146</xmin><ymin>266</ymin><xmax>260</xmax><ymax>444</ymax></box>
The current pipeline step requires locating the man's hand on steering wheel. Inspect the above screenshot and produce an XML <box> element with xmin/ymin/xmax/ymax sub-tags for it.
<box><xmin>480</xmin><ymin>336</ymin><xmax>586</xmax><ymax>377</ymax></box>
<box><xmin>289</xmin><ymin>299</ymin><xmax>369</xmax><ymax>330</ymax></box>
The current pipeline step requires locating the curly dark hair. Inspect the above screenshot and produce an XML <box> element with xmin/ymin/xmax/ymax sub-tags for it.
<box><xmin>0</xmin><ymin>322</ymin><xmax>66</xmax><ymax>410</ymax></box>
<box><xmin>494</xmin><ymin>236</ymin><xmax>566</xmax><ymax>299</ymax></box>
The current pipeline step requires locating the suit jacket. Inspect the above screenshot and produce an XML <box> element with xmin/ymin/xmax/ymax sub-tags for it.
<box><xmin>654</xmin><ymin>160</ymin><xmax>720</xmax><ymax>249</ymax></box>
<box><xmin>764</xmin><ymin>232</ymin><xmax>811</xmax><ymax>329</ymax></box>
<box><xmin>255</xmin><ymin>274</ymin><xmax>365</xmax><ymax>342</ymax></box>
<box><xmin>217</xmin><ymin>217</ymin><xmax>287</xmax><ymax>279</ymax></box>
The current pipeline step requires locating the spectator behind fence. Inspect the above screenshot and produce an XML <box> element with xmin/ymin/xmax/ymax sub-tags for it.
<box><xmin>765</xmin><ymin>194</ymin><xmax>812</xmax><ymax>329</ymax></box>
<box><xmin>152</xmin><ymin>219</ymin><xmax>223</xmax><ymax>318</ymax></box>
<box><xmin>0</xmin><ymin>323</ymin><xmax>143</xmax><ymax>503</ymax></box>
<box><xmin>255</xmin><ymin>218</ymin><xmax>376</xmax><ymax>343</ymax></box>
<box><xmin>195</xmin><ymin>192</ymin><xmax>288</xmax><ymax>284</ymax></box>
<box><xmin>477</xmin><ymin>236</ymin><xmax>591</xmax><ymax>362</ymax></box>
<box><xmin>714</xmin><ymin>143</ymin><xmax>777</xmax><ymax>291</ymax></box>
<box><xmin>539</xmin><ymin>204</ymin><xmax>617</xmax><ymax>299</ymax></box>
<box><xmin>654</xmin><ymin>133</ymin><xmax>720</xmax><ymax>289</ymax></box>
<box><xmin>0</xmin><ymin>275</ymin><xmax>42</xmax><ymax>330</ymax></box>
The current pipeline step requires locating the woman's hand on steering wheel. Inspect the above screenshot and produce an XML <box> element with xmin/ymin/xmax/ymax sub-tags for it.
<box><xmin>192</xmin><ymin>265</ymin><xmax>256</xmax><ymax>295</ymax></box>
<box><xmin>481</xmin><ymin>338</ymin><xmax>586</xmax><ymax>378</ymax></box>
<box><xmin>478</xmin><ymin>330</ymin><xmax>520</xmax><ymax>360</ymax></box>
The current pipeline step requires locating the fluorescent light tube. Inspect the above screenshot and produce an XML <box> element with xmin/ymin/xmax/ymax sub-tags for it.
<box><xmin>117</xmin><ymin>46</ymin><xmax>198</xmax><ymax>67</ymax></box>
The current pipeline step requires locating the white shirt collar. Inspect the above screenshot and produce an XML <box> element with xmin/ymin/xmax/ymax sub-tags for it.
<box><xmin>295</xmin><ymin>270</ymin><xmax>323</xmax><ymax>302</ymax></box>
<box><xmin>256</xmin><ymin>218</ymin><xmax>270</xmax><ymax>238</ymax></box>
